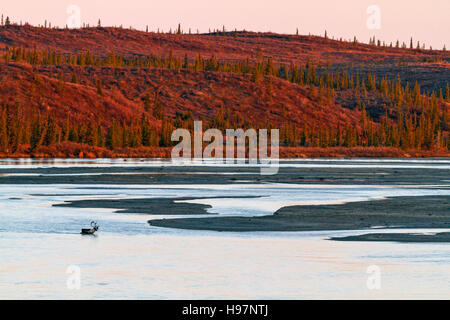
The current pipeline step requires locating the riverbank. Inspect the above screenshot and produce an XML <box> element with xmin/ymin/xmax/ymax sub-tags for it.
<box><xmin>148</xmin><ymin>196</ymin><xmax>450</xmax><ymax>234</ymax></box>
<box><xmin>329</xmin><ymin>232</ymin><xmax>450</xmax><ymax>242</ymax></box>
<box><xmin>0</xmin><ymin>159</ymin><xmax>448</xmax><ymax>185</ymax></box>
<box><xmin>52</xmin><ymin>193</ymin><xmax>450</xmax><ymax>236</ymax></box>
<box><xmin>53</xmin><ymin>196</ymin><xmax>259</xmax><ymax>215</ymax></box>
<box><xmin>1</xmin><ymin>142</ymin><xmax>449</xmax><ymax>159</ymax></box>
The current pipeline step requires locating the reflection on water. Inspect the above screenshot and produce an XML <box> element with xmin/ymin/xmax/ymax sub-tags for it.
<box><xmin>1</xmin><ymin>230</ymin><xmax>449</xmax><ymax>299</ymax></box>
<box><xmin>0</xmin><ymin>159</ymin><xmax>449</xmax><ymax>299</ymax></box>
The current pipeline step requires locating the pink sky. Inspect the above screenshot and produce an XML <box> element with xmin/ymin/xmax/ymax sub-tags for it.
<box><xmin>2</xmin><ymin>0</ymin><xmax>449</xmax><ymax>48</ymax></box>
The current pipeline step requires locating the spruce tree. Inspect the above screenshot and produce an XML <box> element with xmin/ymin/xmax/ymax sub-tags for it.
<box><xmin>0</xmin><ymin>108</ymin><xmax>8</xmax><ymax>153</ymax></box>
<box><xmin>446</xmin><ymin>83</ymin><xmax>450</xmax><ymax>102</ymax></box>
<box><xmin>141</xmin><ymin>114</ymin><xmax>151</xmax><ymax>146</ymax></box>
<box><xmin>143</xmin><ymin>93</ymin><xmax>151</xmax><ymax>112</ymax></box>
<box><xmin>96</xmin><ymin>79</ymin><xmax>103</xmax><ymax>95</ymax></box>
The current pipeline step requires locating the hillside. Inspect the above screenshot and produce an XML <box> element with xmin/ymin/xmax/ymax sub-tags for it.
<box><xmin>0</xmin><ymin>24</ymin><xmax>449</xmax><ymax>157</ymax></box>
<box><xmin>0</xmin><ymin>61</ymin><xmax>361</xmax><ymax>126</ymax></box>
<box><xmin>1</xmin><ymin>24</ymin><xmax>449</xmax><ymax>65</ymax></box>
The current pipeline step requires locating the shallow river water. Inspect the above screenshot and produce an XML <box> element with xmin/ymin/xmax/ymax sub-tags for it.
<box><xmin>0</xmin><ymin>159</ymin><xmax>449</xmax><ymax>299</ymax></box>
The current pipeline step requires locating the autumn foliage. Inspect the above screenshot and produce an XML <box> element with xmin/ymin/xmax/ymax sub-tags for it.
<box><xmin>0</xmin><ymin>23</ymin><xmax>449</xmax><ymax>158</ymax></box>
